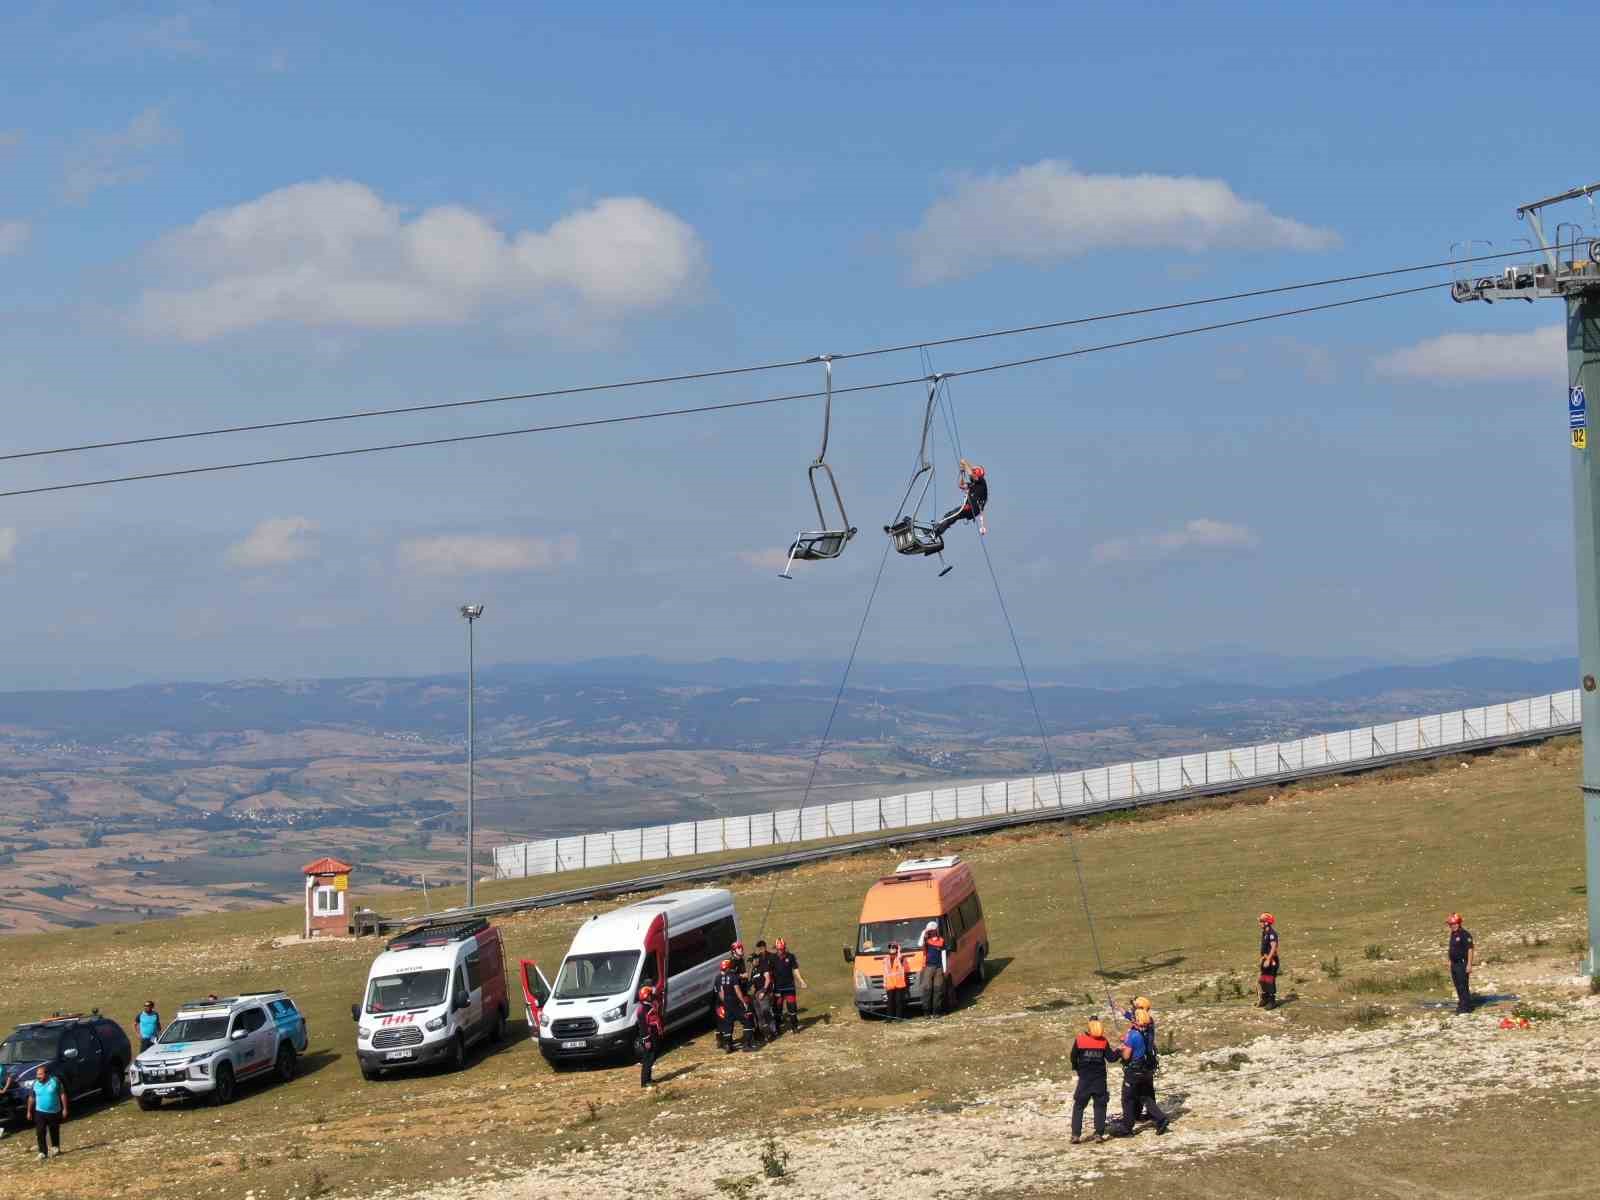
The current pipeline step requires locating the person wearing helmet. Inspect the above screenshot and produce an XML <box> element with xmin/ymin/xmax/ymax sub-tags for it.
<box><xmin>1118</xmin><ymin>995</ymin><xmax>1156</xmax><ymax>1044</ymax></box>
<box><xmin>1069</xmin><ymin>1017</ymin><xmax>1113</xmax><ymax>1144</ymax></box>
<box><xmin>747</xmin><ymin>940</ymin><xmax>776</xmax><ymax>1044</ymax></box>
<box><xmin>1110</xmin><ymin>1010</ymin><xmax>1168</xmax><ymax>1137</ymax></box>
<box><xmin>770</xmin><ymin>937</ymin><xmax>806</xmax><ymax>1035</ymax></box>
<box><xmin>634</xmin><ymin>984</ymin><xmax>665</xmax><ymax>1087</ymax></box>
<box><xmin>932</xmin><ymin>458</ymin><xmax>989</xmax><ymax>537</ymax></box>
<box><xmin>882</xmin><ymin>943</ymin><xmax>911</xmax><ymax>1021</ymax></box>
<box><xmin>917</xmin><ymin>920</ymin><xmax>949</xmax><ymax>1017</ymax></box>
<box><xmin>1258</xmin><ymin>913</ymin><xmax>1281</xmax><ymax>1009</ymax></box>
<box><xmin>715</xmin><ymin>958</ymin><xmax>753</xmax><ymax>1052</ymax></box>
<box><xmin>1446</xmin><ymin>913</ymin><xmax>1475</xmax><ymax>1014</ymax></box>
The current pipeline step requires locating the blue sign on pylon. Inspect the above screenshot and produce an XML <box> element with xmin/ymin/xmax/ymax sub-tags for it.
<box><xmin>1572</xmin><ymin>384</ymin><xmax>1588</xmax><ymax>430</ymax></box>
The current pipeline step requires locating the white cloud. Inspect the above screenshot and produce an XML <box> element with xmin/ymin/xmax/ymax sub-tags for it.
<box><xmin>0</xmin><ymin>528</ymin><xmax>16</xmax><ymax>567</ymax></box>
<box><xmin>1092</xmin><ymin>518</ymin><xmax>1260</xmax><ymax>565</ymax></box>
<box><xmin>224</xmin><ymin>517</ymin><xmax>318</xmax><ymax>569</ymax></box>
<box><xmin>62</xmin><ymin>106</ymin><xmax>178</xmax><ymax>203</ymax></box>
<box><xmin>0</xmin><ymin>221</ymin><xmax>28</xmax><ymax>257</ymax></box>
<box><xmin>398</xmin><ymin>533</ymin><xmax>579</xmax><ymax>575</ymax></box>
<box><xmin>1373</xmin><ymin>325</ymin><xmax>1564</xmax><ymax>382</ymax></box>
<box><xmin>902</xmin><ymin>160</ymin><xmax>1339</xmax><ymax>284</ymax></box>
<box><xmin>132</xmin><ymin>180</ymin><xmax>705</xmax><ymax>341</ymax></box>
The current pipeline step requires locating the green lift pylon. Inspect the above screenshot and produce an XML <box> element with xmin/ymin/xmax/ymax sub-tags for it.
<box><xmin>1452</xmin><ymin>182</ymin><xmax>1600</xmax><ymax>977</ymax></box>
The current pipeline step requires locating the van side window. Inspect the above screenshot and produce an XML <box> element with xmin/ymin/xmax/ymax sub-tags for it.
<box><xmin>947</xmin><ymin>904</ymin><xmax>966</xmax><ymax>941</ymax></box>
<box><xmin>464</xmin><ymin>950</ymin><xmax>482</xmax><ymax>992</ymax></box>
<box><xmin>960</xmin><ymin>895</ymin><xmax>983</xmax><ymax>928</ymax></box>
<box><xmin>666</xmin><ymin>914</ymin><xmax>738</xmax><ymax>975</ymax></box>
<box><xmin>640</xmin><ymin>956</ymin><xmax>659</xmax><ymax>988</ymax></box>
<box><xmin>455</xmin><ymin>966</ymin><xmax>469</xmax><ymax>1001</ymax></box>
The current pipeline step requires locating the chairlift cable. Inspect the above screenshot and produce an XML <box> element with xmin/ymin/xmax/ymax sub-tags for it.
<box><xmin>0</xmin><ymin>281</ymin><xmax>1447</xmax><ymax>500</ymax></box>
<box><xmin>0</xmin><ymin>243</ymin><xmax>1575</xmax><ymax>469</ymax></box>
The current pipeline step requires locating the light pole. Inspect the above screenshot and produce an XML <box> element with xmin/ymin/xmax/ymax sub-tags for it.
<box><xmin>459</xmin><ymin>604</ymin><xmax>485</xmax><ymax>907</ymax></box>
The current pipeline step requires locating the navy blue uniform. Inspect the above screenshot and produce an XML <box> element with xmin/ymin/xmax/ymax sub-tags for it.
<box><xmin>1448</xmin><ymin>927</ymin><xmax>1474</xmax><ymax>1013</ymax></box>
<box><xmin>1259</xmin><ymin>926</ymin><xmax>1281</xmax><ymax>1008</ymax></box>
<box><xmin>1112</xmin><ymin>1028</ymin><xmax>1168</xmax><ymax>1137</ymax></box>
<box><xmin>1069</xmin><ymin>1033</ymin><xmax>1111</xmax><ymax>1139</ymax></box>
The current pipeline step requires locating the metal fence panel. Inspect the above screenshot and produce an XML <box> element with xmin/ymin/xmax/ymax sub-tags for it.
<box><xmin>488</xmin><ymin>689</ymin><xmax>1579</xmax><ymax>879</ymax></box>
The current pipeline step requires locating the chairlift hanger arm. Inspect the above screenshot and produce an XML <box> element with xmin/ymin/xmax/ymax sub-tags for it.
<box><xmin>1518</xmin><ymin>183</ymin><xmax>1600</xmax><ymax>274</ymax></box>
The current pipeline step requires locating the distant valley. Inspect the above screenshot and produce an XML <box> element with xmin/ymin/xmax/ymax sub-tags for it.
<box><xmin>0</xmin><ymin>653</ymin><xmax>1575</xmax><ymax>933</ymax></box>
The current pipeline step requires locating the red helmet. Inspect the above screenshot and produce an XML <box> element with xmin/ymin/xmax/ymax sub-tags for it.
<box><xmin>720</xmin><ymin>958</ymin><xmax>733</xmax><ymax>970</ymax></box>
<box><xmin>1447</xmin><ymin>913</ymin><xmax>1463</xmax><ymax>926</ymax></box>
<box><xmin>1259</xmin><ymin>913</ymin><xmax>1274</xmax><ymax>925</ymax></box>
<box><xmin>638</xmin><ymin>985</ymin><xmax>653</xmax><ymax>1001</ymax></box>
<box><xmin>732</xmin><ymin>941</ymin><xmax>744</xmax><ymax>954</ymax></box>
<box><xmin>969</xmin><ymin>465</ymin><xmax>985</xmax><ymax>480</ymax></box>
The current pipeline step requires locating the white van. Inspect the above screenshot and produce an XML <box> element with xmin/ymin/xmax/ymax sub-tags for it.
<box><xmin>351</xmin><ymin>918</ymin><xmax>509</xmax><ymax>1080</ymax></box>
<box><xmin>520</xmin><ymin>888</ymin><xmax>738</xmax><ymax>1064</ymax></box>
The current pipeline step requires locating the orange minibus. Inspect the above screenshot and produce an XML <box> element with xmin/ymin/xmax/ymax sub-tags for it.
<box><xmin>843</xmin><ymin>855</ymin><xmax>988</xmax><ymax>1017</ymax></box>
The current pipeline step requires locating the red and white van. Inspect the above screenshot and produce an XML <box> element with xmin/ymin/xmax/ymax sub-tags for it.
<box><xmin>352</xmin><ymin>918</ymin><xmax>508</xmax><ymax>1079</ymax></box>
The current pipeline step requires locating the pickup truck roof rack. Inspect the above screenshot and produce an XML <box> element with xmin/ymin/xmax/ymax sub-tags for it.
<box><xmin>387</xmin><ymin>918</ymin><xmax>490</xmax><ymax>950</ymax></box>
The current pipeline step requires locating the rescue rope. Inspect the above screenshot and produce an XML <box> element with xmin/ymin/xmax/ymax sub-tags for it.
<box><xmin>755</xmin><ymin>535</ymin><xmax>895</xmax><ymax>941</ymax></box>
<box><xmin>933</xmin><ymin>365</ymin><xmax>1118</xmax><ymax>1019</ymax></box>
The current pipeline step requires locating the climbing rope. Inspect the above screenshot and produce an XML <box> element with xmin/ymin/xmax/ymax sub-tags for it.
<box><xmin>756</xmin><ymin>535</ymin><xmax>895</xmax><ymax>941</ymax></box>
<box><xmin>933</xmin><ymin>364</ymin><xmax>1119</xmax><ymax>1019</ymax></box>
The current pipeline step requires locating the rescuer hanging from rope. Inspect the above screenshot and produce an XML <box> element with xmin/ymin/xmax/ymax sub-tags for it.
<box><xmin>932</xmin><ymin>458</ymin><xmax>987</xmax><ymax>537</ymax></box>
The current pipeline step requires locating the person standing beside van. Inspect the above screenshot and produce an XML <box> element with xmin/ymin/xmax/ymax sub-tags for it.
<box><xmin>635</xmin><ymin>985</ymin><xmax>663</xmax><ymax>1087</ymax></box>
<box><xmin>747</xmin><ymin>941</ymin><xmax>776</xmax><ymax>1043</ymax></box>
<box><xmin>917</xmin><ymin>921</ymin><xmax>948</xmax><ymax>1017</ymax></box>
<box><xmin>883</xmin><ymin>943</ymin><xmax>911</xmax><ymax>1021</ymax></box>
<box><xmin>715</xmin><ymin>959</ymin><xmax>753</xmax><ymax>1053</ymax></box>
<box><xmin>771</xmin><ymin>938</ymin><xmax>805</xmax><ymax>1034</ymax></box>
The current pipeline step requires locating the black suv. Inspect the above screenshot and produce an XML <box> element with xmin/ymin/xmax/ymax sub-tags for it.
<box><xmin>0</xmin><ymin>1014</ymin><xmax>132</xmax><ymax>1126</ymax></box>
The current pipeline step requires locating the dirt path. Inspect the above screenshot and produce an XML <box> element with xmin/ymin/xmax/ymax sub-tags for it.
<box><xmin>372</xmin><ymin>995</ymin><xmax>1600</xmax><ymax>1200</ymax></box>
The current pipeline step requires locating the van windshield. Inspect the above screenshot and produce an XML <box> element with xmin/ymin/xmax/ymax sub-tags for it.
<box><xmin>366</xmin><ymin>970</ymin><xmax>450</xmax><ymax>1014</ymax></box>
<box><xmin>858</xmin><ymin>919</ymin><xmax>938</xmax><ymax>955</ymax></box>
<box><xmin>553</xmin><ymin>952</ymin><xmax>640</xmax><ymax>1000</ymax></box>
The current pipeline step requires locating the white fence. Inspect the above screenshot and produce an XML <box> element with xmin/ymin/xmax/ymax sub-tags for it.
<box><xmin>492</xmin><ymin>689</ymin><xmax>1580</xmax><ymax>881</ymax></box>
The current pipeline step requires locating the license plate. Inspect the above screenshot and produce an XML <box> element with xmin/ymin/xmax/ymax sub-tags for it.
<box><xmin>560</xmin><ymin>1040</ymin><xmax>587</xmax><ymax>1050</ymax></box>
<box><xmin>384</xmin><ymin>1050</ymin><xmax>414</xmax><ymax>1060</ymax></box>
<box><xmin>155</xmin><ymin>1087</ymin><xmax>177</xmax><ymax>1096</ymax></box>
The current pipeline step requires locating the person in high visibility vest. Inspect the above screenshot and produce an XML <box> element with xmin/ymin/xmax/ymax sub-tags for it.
<box><xmin>883</xmin><ymin>943</ymin><xmax>910</xmax><ymax>1021</ymax></box>
<box><xmin>917</xmin><ymin>921</ymin><xmax>949</xmax><ymax>1017</ymax></box>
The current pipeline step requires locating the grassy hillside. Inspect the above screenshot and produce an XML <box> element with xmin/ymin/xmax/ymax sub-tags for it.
<box><xmin>0</xmin><ymin>737</ymin><xmax>1590</xmax><ymax>1199</ymax></box>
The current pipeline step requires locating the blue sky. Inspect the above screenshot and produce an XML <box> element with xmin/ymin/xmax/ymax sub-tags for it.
<box><xmin>0</xmin><ymin>1</ymin><xmax>1588</xmax><ymax>688</ymax></box>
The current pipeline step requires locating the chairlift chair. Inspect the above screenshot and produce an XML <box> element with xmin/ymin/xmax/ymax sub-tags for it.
<box><xmin>883</xmin><ymin>376</ymin><xmax>953</xmax><ymax>577</ymax></box>
<box><xmin>780</xmin><ymin>356</ymin><xmax>858</xmax><ymax>579</ymax></box>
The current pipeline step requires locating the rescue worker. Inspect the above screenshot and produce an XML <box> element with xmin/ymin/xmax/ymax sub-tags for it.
<box><xmin>635</xmin><ymin>985</ymin><xmax>663</xmax><ymax>1088</ymax></box>
<box><xmin>932</xmin><ymin>458</ymin><xmax>988</xmax><ymax>537</ymax></box>
<box><xmin>883</xmin><ymin>942</ymin><xmax>911</xmax><ymax>1021</ymax></box>
<box><xmin>917</xmin><ymin>920</ymin><xmax>949</xmax><ymax>1016</ymax></box>
<box><xmin>1258</xmin><ymin>913</ymin><xmax>1281</xmax><ymax>1009</ymax></box>
<box><xmin>771</xmin><ymin>937</ymin><xmax>805</xmax><ymax>1034</ymax></box>
<box><xmin>1110</xmin><ymin>1010</ymin><xmax>1168</xmax><ymax>1137</ymax></box>
<box><xmin>1069</xmin><ymin>1017</ymin><xmax>1112</xmax><ymax>1144</ymax></box>
<box><xmin>748</xmin><ymin>940</ymin><xmax>776</xmax><ymax>1043</ymax></box>
<box><xmin>720</xmin><ymin>940</ymin><xmax>751</xmax><ymax>1048</ymax></box>
<box><xmin>1447</xmin><ymin>912</ymin><xmax>1476</xmax><ymax>1014</ymax></box>
<box><xmin>715</xmin><ymin>958</ymin><xmax>754</xmax><ymax>1052</ymax></box>
<box><xmin>1118</xmin><ymin>996</ymin><xmax>1156</xmax><ymax>1044</ymax></box>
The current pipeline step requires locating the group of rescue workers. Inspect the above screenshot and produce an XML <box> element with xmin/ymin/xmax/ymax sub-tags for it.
<box><xmin>633</xmin><ymin>937</ymin><xmax>807</xmax><ymax>1087</ymax></box>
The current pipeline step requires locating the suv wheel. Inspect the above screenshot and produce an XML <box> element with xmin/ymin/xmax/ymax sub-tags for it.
<box><xmin>448</xmin><ymin>1034</ymin><xmax>466</xmax><ymax>1072</ymax></box>
<box><xmin>275</xmin><ymin>1044</ymin><xmax>297</xmax><ymax>1083</ymax></box>
<box><xmin>137</xmin><ymin>1094</ymin><xmax>161</xmax><ymax>1111</ymax></box>
<box><xmin>211</xmin><ymin>1064</ymin><xmax>235</xmax><ymax>1106</ymax></box>
<box><xmin>104</xmin><ymin>1061</ymin><xmax>126</xmax><ymax>1101</ymax></box>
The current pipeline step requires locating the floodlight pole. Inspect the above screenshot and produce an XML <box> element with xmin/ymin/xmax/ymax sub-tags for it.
<box><xmin>1455</xmin><ymin>186</ymin><xmax>1600</xmax><ymax>976</ymax></box>
<box><xmin>459</xmin><ymin>604</ymin><xmax>485</xmax><ymax>908</ymax></box>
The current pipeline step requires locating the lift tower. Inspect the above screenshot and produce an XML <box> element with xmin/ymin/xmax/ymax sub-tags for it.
<box><xmin>1453</xmin><ymin>183</ymin><xmax>1600</xmax><ymax>976</ymax></box>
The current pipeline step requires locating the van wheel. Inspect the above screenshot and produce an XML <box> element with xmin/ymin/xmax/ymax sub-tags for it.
<box><xmin>972</xmin><ymin>948</ymin><xmax>988</xmax><ymax>989</ymax></box>
<box><xmin>275</xmin><ymin>1044</ymin><xmax>298</xmax><ymax>1083</ymax></box>
<box><xmin>492</xmin><ymin>1006</ymin><xmax>508</xmax><ymax>1043</ymax></box>
<box><xmin>856</xmin><ymin>1007</ymin><xmax>874</xmax><ymax>1021</ymax></box>
<box><xmin>448</xmin><ymin>1034</ymin><xmax>466</xmax><ymax>1072</ymax></box>
<box><xmin>211</xmin><ymin>1064</ymin><xmax>235</xmax><ymax>1106</ymax></box>
<box><xmin>359</xmin><ymin>1062</ymin><xmax>381</xmax><ymax>1082</ymax></box>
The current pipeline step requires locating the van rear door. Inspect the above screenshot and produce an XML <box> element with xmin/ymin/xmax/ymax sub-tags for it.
<box><xmin>645</xmin><ymin>912</ymin><xmax>669</xmax><ymax>1011</ymax></box>
<box><xmin>519</xmin><ymin>960</ymin><xmax>552</xmax><ymax>1029</ymax></box>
